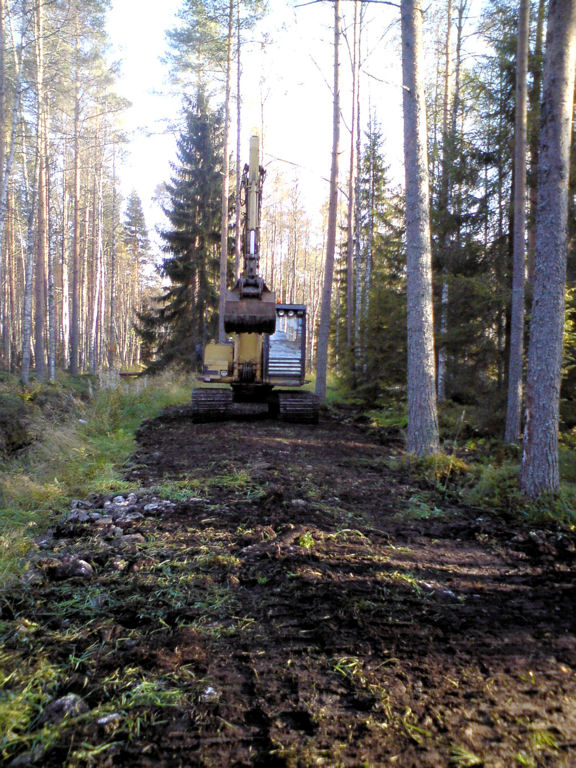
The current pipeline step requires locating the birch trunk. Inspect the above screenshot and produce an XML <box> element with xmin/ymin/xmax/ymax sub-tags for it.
<box><xmin>436</xmin><ymin>0</ymin><xmax>452</xmax><ymax>403</ymax></box>
<box><xmin>504</xmin><ymin>0</ymin><xmax>530</xmax><ymax>443</ymax></box>
<box><xmin>218</xmin><ymin>0</ymin><xmax>233</xmax><ymax>343</ymax></box>
<box><xmin>33</xmin><ymin>0</ymin><xmax>46</xmax><ymax>380</ymax></box>
<box><xmin>70</xmin><ymin>4</ymin><xmax>80</xmax><ymax>374</ymax></box>
<box><xmin>346</xmin><ymin>0</ymin><xmax>359</xmax><ymax>352</ymax></box>
<box><xmin>520</xmin><ymin>0</ymin><xmax>576</xmax><ymax>497</ymax></box>
<box><xmin>401</xmin><ymin>0</ymin><xmax>439</xmax><ymax>455</ymax></box>
<box><xmin>89</xmin><ymin>166</ymin><xmax>103</xmax><ymax>374</ymax></box>
<box><xmin>315</xmin><ymin>0</ymin><xmax>340</xmax><ymax>403</ymax></box>
<box><xmin>61</xmin><ymin>182</ymin><xmax>69</xmax><ymax>367</ymax></box>
<box><xmin>234</xmin><ymin>0</ymin><xmax>242</xmax><ymax>278</ymax></box>
<box><xmin>108</xmin><ymin>147</ymin><xmax>117</xmax><ymax>368</ymax></box>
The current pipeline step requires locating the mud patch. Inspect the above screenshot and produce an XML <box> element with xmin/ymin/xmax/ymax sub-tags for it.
<box><xmin>2</xmin><ymin>409</ymin><xmax>576</xmax><ymax>767</ymax></box>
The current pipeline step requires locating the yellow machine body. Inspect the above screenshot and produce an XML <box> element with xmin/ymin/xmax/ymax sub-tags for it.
<box><xmin>192</xmin><ymin>133</ymin><xmax>318</xmax><ymax>422</ymax></box>
<box><xmin>203</xmin><ymin>333</ymin><xmax>263</xmax><ymax>386</ymax></box>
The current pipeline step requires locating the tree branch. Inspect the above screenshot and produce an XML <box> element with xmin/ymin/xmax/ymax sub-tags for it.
<box><xmin>295</xmin><ymin>0</ymin><xmax>400</xmax><ymax>8</ymax></box>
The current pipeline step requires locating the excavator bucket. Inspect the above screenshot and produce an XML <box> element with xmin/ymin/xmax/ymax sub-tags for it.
<box><xmin>223</xmin><ymin>287</ymin><xmax>276</xmax><ymax>335</ymax></box>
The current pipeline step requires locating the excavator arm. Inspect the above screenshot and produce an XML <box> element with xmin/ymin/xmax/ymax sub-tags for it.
<box><xmin>223</xmin><ymin>135</ymin><xmax>276</xmax><ymax>335</ymax></box>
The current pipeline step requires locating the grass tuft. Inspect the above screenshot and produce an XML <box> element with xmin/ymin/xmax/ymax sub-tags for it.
<box><xmin>0</xmin><ymin>373</ymin><xmax>190</xmax><ymax>580</ymax></box>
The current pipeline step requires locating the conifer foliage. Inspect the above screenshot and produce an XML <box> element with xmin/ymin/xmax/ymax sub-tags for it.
<box><xmin>136</xmin><ymin>93</ymin><xmax>224</xmax><ymax>373</ymax></box>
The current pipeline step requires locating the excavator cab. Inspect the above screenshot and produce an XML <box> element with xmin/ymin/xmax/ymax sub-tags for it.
<box><xmin>191</xmin><ymin>135</ymin><xmax>318</xmax><ymax>423</ymax></box>
<box><xmin>202</xmin><ymin>303</ymin><xmax>307</xmax><ymax>388</ymax></box>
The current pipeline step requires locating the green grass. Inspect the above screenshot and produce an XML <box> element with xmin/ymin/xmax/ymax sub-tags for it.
<box><xmin>0</xmin><ymin>373</ymin><xmax>190</xmax><ymax>581</ymax></box>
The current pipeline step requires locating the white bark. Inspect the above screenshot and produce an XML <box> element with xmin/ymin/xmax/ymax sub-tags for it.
<box><xmin>401</xmin><ymin>0</ymin><xmax>440</xmax><ymax>455</ymax></box>
<box><xmin>218</xmin><ymin>0</ymin><xmax>234</xmax><ymax>343</ymax></box>
<box><xmin>520</xmin><ymin>0</ymin><xmax>576</xmax><ymax>497</ymax></box>
<box><xmin>315</xmin><ymin>0</ymin><xmax>340</xmax><ymax>403</ymax></box>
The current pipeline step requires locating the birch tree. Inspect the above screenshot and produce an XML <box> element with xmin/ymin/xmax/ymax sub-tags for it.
<box><xmin>520</xmin><ymin>0</ymin><xmax>576</xmax><ymax>497</ymax></box>
<box><xmin>401</xmin><ymin>0</ymin><xmax>439</xmax><ymax>455</ymax></box>
<box><xmin>315</xmin><ymin>0</ymin><xmax>341</xmax><ymax>403</ymax></box>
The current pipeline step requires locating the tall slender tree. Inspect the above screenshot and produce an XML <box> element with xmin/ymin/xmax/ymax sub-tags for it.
<box><xmin>520</xmin><ymin>0</ymin><xmax>576</xmax><ymax>496</ymax></box>
<box><xmin>315</xmin><ymin>0</ymin><xmax>341</xmax><ymax>404</ymax></box>
<box><xmin>401</xmin><ymin>0</ymin><xmax>440</xmax><ymax>455</ymax></box>
<box><xmin>504</xmin><ymin>0</ymin><xmax>530</xmax><ymax>443</ymax></box>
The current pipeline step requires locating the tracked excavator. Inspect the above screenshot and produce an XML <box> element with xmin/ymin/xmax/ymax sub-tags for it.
<box><xmin>191</xmin><ymin>135</ymin><xmax>319</xmax><ymax>423</ymax></box>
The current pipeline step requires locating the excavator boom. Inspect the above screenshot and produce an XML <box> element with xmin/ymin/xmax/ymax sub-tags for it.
<box><xmin>223</xmin><ymin>135</ymin><xmax>276</xmax><ymax>335</ymax></box>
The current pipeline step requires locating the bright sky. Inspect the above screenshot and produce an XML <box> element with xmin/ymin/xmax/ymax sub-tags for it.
<box><xmin>107</xmin><ymin>0</ymin><xmax>182</xmax><ymax>243</ymax></box>
<box><xmin>106</xmin><ymin>0</ymin><xmax>482</xmax><ymax>252</ymax></box>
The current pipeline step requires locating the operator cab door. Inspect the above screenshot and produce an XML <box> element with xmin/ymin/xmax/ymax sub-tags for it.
<box><xmin>265</xmin><ymin>304</ymin><xmax>307</xmax><ymax>386</ymax></box>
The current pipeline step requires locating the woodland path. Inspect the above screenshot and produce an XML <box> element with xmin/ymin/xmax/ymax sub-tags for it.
<box><xmin>4</xmin><ymin>408</ymin><xmax>576</xmax><ymax>767</ymax></box>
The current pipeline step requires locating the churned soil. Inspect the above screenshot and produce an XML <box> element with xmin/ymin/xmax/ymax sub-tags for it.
<box><xmin>3</xmin><ymin>406</ymin><xmax>576</xmax><ymax>767</ymax></box>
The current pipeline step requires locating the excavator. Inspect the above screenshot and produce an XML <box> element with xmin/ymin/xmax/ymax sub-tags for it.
<box><xmin>191</xmin><ymin>135</ymin><xmax>319</xmax><ymax>423</ymax></box>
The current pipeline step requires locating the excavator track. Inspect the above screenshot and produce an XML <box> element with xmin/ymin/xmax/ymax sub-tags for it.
<box><xmin>192</xmin><ymin>388</ymin><xmax>319</xmax><ymax>423</ymax></box>
<box><xmin>277</xmin><ymin>391</ymin><xmax>319</xmax><ymax>424</ymax></box>
<box><xmin>191</xmin><ymin>388</ymin><xmax>233</xmax><ymax>421</ymax></box>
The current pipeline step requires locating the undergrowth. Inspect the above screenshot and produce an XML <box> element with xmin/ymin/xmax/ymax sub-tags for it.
<box><xmin>379</xmin><ymin>399</ymin><xmax>576</xmax><ymax>523</ymax></box>
<box><xmin>0</xmin><ymin>373</ymin><xmax>190</xmax><ymax>581</ymax></box>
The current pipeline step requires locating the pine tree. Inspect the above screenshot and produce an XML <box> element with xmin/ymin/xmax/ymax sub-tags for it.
<box><xmin>520</xmin><ymin>0</ymin><xmax>576</xmax><ymax>497</ymax></box>
<box><xmin>401</xmin><ymin>0</ymin><xmax>440</xmax><ymax>455</ymax></box>
<box><xmin>135</xmin><ymin>92</ymin><xmax>223</xmax><ymax>373</ymax></box>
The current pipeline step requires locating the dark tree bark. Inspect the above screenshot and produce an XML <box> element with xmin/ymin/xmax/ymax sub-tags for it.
<box><xmin>520</xmin><ymin>0</ymin><xmax>576</xmax><ymax>497</ymax></box>
<box><xmin>401</xmin><ymin>0</ymin><xmax>440</xmax><ymax>455</ymax></box>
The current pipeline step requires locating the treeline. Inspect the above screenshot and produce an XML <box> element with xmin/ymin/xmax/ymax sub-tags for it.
<box><xmin>0</xmin><ymin>0</ymin><xmax>152</xmax><ymax>383</ymax></box>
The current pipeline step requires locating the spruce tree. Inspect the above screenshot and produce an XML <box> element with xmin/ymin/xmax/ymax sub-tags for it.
<box><xmin>135</xmin><ymin>92</ymin><xmax>223</xmax><ymax>373</ymax></box>
<box><xmin>124</xmin><ymin>192</ymin><xmax>150</xmax><ymax>259</ymax></box>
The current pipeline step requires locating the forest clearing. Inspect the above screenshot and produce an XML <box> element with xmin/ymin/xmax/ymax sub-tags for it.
<box><xmin>3</xmin><ymin>0</ymin><xmax>576</xmax><ymax>765</ymax></box>
<box><xmin>1</xmin><ymin>384</ymin><xmax>576</xmax><ymax>768</ymax></box>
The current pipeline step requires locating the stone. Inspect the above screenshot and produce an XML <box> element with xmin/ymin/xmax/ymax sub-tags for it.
<box><xmin>105</xmin><ymin>526</ymin><xmax>124</xmax><ymax>539</ymax></box>
<box><xmin>117</xmin><ymin>512</ymin><xmax>144</xmax><ymax>524</ymax></box>
<box><xmin>97</xmin><ymin>713</ymin><xmax>122</xmax><ymax>732</ymax></box>
<box><xmin>41</xmin><ymin>694</ymin><xmax>89</xmax><ymax>724</ymax></box>
<box><xmin>68</xmin><ymin>509</ymin><xmax>90</xmax><ymax>523</ymax></box>
<box><xmin>94</xmin><ymin>516</ymin><xmax>113</xmax><ymax>527</ymax></box>
<box><xmin>20</xmin><ymin>568</ymin><xmax>43</xmax><ymax>586</ymax></box>
<box><xmin>122</xmin><ymin>533</ymin><xmax>146</xmax><ymax>544</ymax></box>
<box><xmin>200</xmin><ymin>686</ymin><xmax>220</xmax><ymax>704</ymax></box>
<box><xmin>64</xmin><ymin>559</ymin><xmax>94</xmax><ymax>579</ymax></box>
<box><xmin>71</xmin><ymin>499</ymin><xmax>93</xmax><ymax>510</ymax></box>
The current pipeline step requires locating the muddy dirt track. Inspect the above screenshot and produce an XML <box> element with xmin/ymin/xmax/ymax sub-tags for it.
<box><xmin>4</xmin><ymin>407</ymin><xmax>576</xmax><ymax>767</ymax></box>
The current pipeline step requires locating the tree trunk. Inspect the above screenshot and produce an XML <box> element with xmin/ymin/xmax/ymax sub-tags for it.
<box><xmin>353</xmin><ymin>18</ymin><xmax>363</xmax><ymax>371</ymax></box>
<box><xmin>218</xmin><ymin>0</ymin><xmax>234</xmax><ymax>343</ymax></box>
<box><xmin>401</xmin><ymin>0</ymin><xmax>440</xmax><ymax>455</ymax></box>
<box><xmin>504</xmin><ymin>0</ymin><xmax>530</xmax><ymax>443</ymax></box>
<box><xmin>33</xmin><ymin>0</ymin><xmax>47</xmax><ymax>380</ymax></box>
<box><xmin>70</xmin><ymin>12</ymin><xmax>80</xmax><ymax>375</ymax></box>
<box><xmin>315</xmin><ymin>0</ymin><xmax>341</xmax><ymax>403</ymax></box>
<box><xmin>61</xmin><ymin>179</ymin><xmax>70</xmax><ymax>367</ymax></box>
<box><xmin>527</xmin><ymin>0</ymin><xmax>546</xmax><ymax>281</ymax></box>
<box><xmin>436</xmin><ymin>0</ymin><xmax>452</xmax><ymax>403</ymax></box>
<box><xmin>346</xmin><ymin>0</ymin><xmax>359</xmax><ymax>352</ymax></box>
<box><xmin>520</xmin><ymin>0</ymin><xmax>576</xmax><ymax>497</ymax></box>
<box><xmin>89</xmin><ymin>165</ymin><xmax>103</xmax><ymax>374</ymax></box>
<box><xmin>108</xmin><ymin>146</ymin><xmax>117</xmax><ymax>368</ymax></box>
<box><xmin>234</xmin><ymin>0</ymin><xmax>242</xmax><ymax>279</ymax></box>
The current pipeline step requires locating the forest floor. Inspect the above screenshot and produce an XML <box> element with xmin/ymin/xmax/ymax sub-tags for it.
<box><xmin>2</xmin><ymin>406</ymin><xmax>576</xmax><ymax>767</ymax></box>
